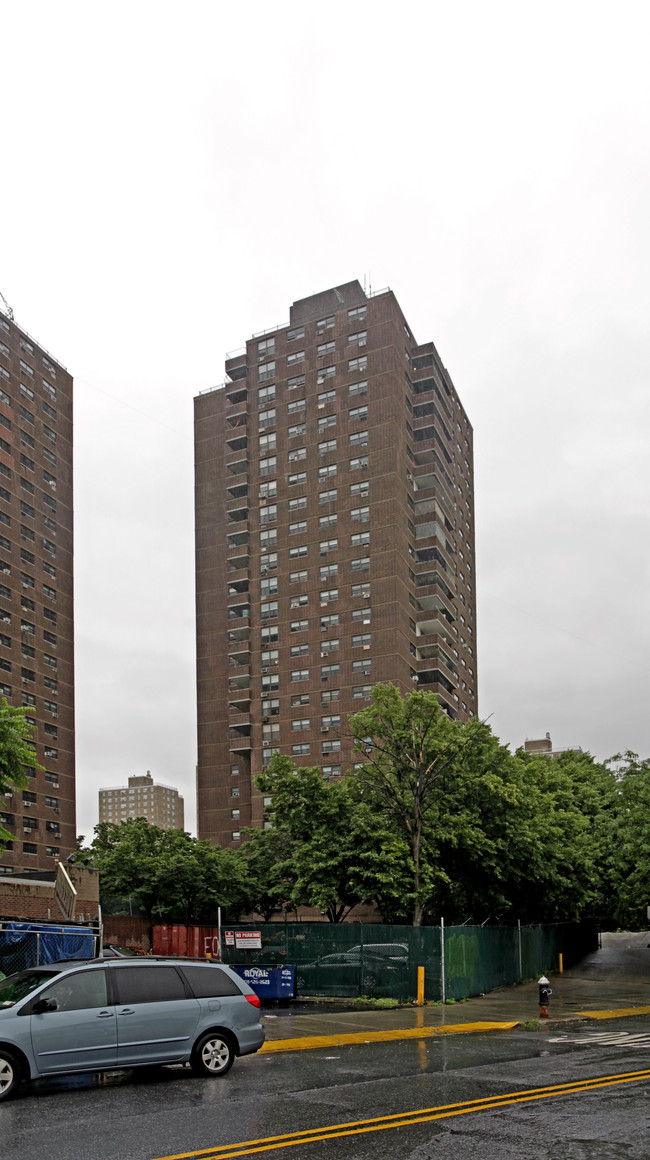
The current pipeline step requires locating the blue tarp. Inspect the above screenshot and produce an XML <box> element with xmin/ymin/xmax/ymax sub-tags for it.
<box><xmin>0</xmin><ymin>922</ymin><xmax>96</xmax><ymax>972</ymax></box>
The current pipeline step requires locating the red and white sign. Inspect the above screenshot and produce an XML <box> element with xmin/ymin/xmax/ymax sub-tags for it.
<box><xmin>224</xmin><ymin>930</ymin><xmax>235</xmax><ymax>946</ymax></box>
<box><xmin>235</xmin><ymin>930</ymin><xmax>262</xmax><ymax>950</ymax></box>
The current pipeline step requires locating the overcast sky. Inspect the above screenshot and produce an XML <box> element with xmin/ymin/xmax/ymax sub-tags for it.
<box><xmin>2</xmin><ymin>2</ymin><xmax>649</xmax><ymax>837</ymax></box>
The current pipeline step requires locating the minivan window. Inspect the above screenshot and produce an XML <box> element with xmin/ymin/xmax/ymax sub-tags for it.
<box><xmin>113</xmin><ymin>966</ymin><xmax>186</xmax><ymax>1004</ymax></box>
<box><xmin>179</xmin><ymin>965</ymin><xmax>242</xmax><ymax>999</ymax></box>
<box><xmin>42</xmin><ymin>969</ymin><xmax>108</xmax><ymax>1012</ymax></box>
<box><xmin>0</xmin><ymin>971</ymin><xmax>59</xmax><ymax>1008</ymax></box>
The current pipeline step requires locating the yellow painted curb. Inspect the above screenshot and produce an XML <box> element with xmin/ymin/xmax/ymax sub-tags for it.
<box><xmin>573</xmin><ymin>1005</ymin><xmax>650</xmax><ymax>1020</ymax></box>
<box><xmin>260</xmin><ymin>1021</ymin><xmax>519</xmax><ymax>1053</ymax></box>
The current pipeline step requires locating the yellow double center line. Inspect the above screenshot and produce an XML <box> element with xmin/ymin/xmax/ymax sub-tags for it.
<box><xmin>154</xmin><ymin>1067</ymin><xmax>650</xmax><ymax>1160</ymax></box>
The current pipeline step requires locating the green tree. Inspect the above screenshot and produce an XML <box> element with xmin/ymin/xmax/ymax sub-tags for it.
<box><xmin>238</xmin><ymin>827</ymin><xmax>295</xmax><ymax>921</ymax></box>
<box><xmin>605</xmin><ymin>752</ymin><xmax>650</xmax><ymax>928</ymax></box>
<box><xmin>348</xmin><ymin>684</ymin><xmax>487</xmax><ymax>925</ymax></box>
<box><xmin>0</xmin><ymin>698</ymin><xmax>41</xmax><ymax>846</ymax></box>
<box><xmin>256</xmin><ymin>754</ymin><xmax>412</xmax><ymax>922</ymax></box>
<box><xmin>87</xmin><ymin>818</ymin><xmax>246</xmax><ymax>921</ymax></box>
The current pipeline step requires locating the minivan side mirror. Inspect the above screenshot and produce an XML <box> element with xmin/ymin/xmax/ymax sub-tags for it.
<box><xmin>33</xmin><ymin>997</ymin><xmax>58</xmax><ymax>1014</ymax></box>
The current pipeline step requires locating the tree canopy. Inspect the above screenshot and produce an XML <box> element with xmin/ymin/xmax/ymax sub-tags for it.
<box><xmin>0</xmin><ymin>698</ymin><xmax>40</xmax><ymax>846</ymax></box>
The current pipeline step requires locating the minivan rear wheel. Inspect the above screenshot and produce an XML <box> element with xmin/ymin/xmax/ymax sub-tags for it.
<box><xmin>191</xmin><ymin>1033</ymin><xmax>234</xmax><ymax>1077</ymax></box>
<box><xmin>0</xmin><ymin>1051</ymin><xmax>20</xmax><ymax>1101</ymax></box>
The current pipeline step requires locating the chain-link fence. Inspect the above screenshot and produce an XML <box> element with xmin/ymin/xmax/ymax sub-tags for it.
<box><xmin>0</xmin><ymin>924</ymin><xmax>98</xmax><ymax>978</ymax></box>
<box><xmin>220</xmin><ymin>919</ymin><xmax>598</xmax><ymax>1001</ymax></box>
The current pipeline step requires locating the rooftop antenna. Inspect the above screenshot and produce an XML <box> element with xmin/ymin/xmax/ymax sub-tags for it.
<box><xmin>0</xmin><ymin>290</ymin><xmax>13</xmax><ymax>321</ymax></box>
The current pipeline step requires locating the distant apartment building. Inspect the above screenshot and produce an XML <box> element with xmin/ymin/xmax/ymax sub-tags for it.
<box><xmin>195</xmin><ymin>281</ymin><xmax>477</xmax><ymax>846</ymax></box>
<box><xmin>0</xmin><ymin>308</ymin><xmax>74</xmax><ymax>877</ymax></box>
<box><xmin>98</xmin><ymin>772</ymin><xmax>185</xmax><ymax>831</ymax></box>
<box><xmin>524</xmin><ymin>734</ymin><xmax>583</xmax><ymax>758</ymax></box>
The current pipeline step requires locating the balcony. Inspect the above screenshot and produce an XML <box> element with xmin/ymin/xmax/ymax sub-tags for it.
<box><xmin>229</xmin><ymin>725</ymin><xmax>251</xmax><ymax>752</ymax></box>
<box><xmin>227</xmin><ymin>507</ymin><xmax>248</xmax><ymax>526</ymax></box>
<box><xmin>228</xmin><ymin>579</ymin><xmax>249</xmax><ymax>598</ymax></box>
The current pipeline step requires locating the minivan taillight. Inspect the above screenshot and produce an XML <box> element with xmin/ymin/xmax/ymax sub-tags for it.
<box><xmin>246</xmin><ymin>993</ymin><xmax>261</xmax><ymax>1009</ymax></box>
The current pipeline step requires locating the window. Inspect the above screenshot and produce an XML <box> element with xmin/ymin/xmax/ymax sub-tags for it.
<box><xmin>289</xmin><ymin>545</ymin><xmax>308</xmax><ymax>560</ymax></box>
<box><xmin>349</xmin><ymin>430</ymin><xmax>368</xmax><ymax>448</ymax></box>
<box><xmin>261</xmin><ymin>673</ymin><xmax>279</xmax><ymax>692</ymax></box>
<box><xmin>232</xmin><ymin>830</ymin><xmax>241</xmax><ymax>841</ymax></box>
<box><xmin>20</xmin><ymin>453</ymin><xmax>34</xmax><ymax>472</ymax></box>
<box><xmin>290</xmin><ymin>619</ymin><xmax>308</xmax><ymax>633</ymax></box>
<box><xmin>260</xmin><ymin>551</ymin><xmax>278</xmax><ymax>571</ymax></box>
<box><xmin>351</xmin><ymin>557</ymin><xmax>370</xmax><ymax>572</ymax></box>
<box><xmin>261</xmin><ymin>649</ymin><xmax>279</xmax><ymax>668</ymax></box>
<box><xmin>350</xmin><ymin>506</ymin><xmax>370</xmax><ymax>522</ymax></box>
<box><xmin>319</xmin><ymin>536</ymin><xmax>339</xmax><ymax>558</ymax></box>
<box><xmin>258</xmin><ymin>384</ymin><xmax>276</xmax><ymax>407</ymax></box>
<box><xmin>321</xmin><ymin>714</ymin><xmax>341</xmax><ymax>730</ymax></box>
<box><xmin>288</xmin><ymin>446</ymin><xmax>306</xmax><ymax>462</ymax></box>
<box><xmin>289</xmin><ymin>520</ymin><xmax>307</xmax><ymax>536</ymax></box>
<box><xmin>352</xmin><ymin>633</ymin><xmax>372</xmax><ymax>648</ymax></box>
<box><xmin>350</xmin><ymin>481</ymin><xmax>369</xmax><ymax>499</ymax></box>
<box><xmin>290</xmin><ymin>643</ymin><xmax>309</xmax><ymax>657</ymax></box>
<box><xmin>318</xmin><ymin>415</ymin><xmax>336</xmax><ymax>437</ymax></box>
<box><xmin>348</xmin><ymin>331</ymin><xmax>367</xmax><ymax>347</ymax></box>
<box><xmin>289</xmin><ymin>571</ymin><xmax>308</xmax><ymax>585</ymax></box>
<box><xmin>259</xmin><ymin>503</ymin><xmax>277</xmax><ymax>525</ymax></box>
<box><xmin>291</xmin><ymin>743</ymin><xmax>310</xmax><ymax>757</ymax></box>
<box><xmin>316</xmin><ymin>365</ymin><xmax>335</xmax><ymax>384</ymax></box>
<box><xmin>320</xmin><ymin>638</ymin><xmax>339</xmax><ymax>655</ymax></box>
<box><xmin>287</xmin><ymin>373</ymin><xmax>305</xmax><ymax>390</ymax></box>
<box><xmin>321</xmin><ymin>663</ymin><xmax>339</xmax><ymax>680</ymax></box>
<box><xmin>317</xmin><ymin>389</ymin><xmax>336</xmax><ymax>407</ymax></box>
<box><xmin>287</xmin><ymin>350</ymin><xmax>305</xmax><ymax>365</ymax></box>
<box><xmin>20</xmin><ymin>501</ymin><xmax>34</xmax><ymax>519</ymax></box>
<box><xmin>321</xmin><ymin>687</ymin><xmax>340</xmax><ymax>704</ymax></box>
<box><xmin>319</xmin><ymin>489</ymin><xmax>337</xmax><ymax>505</ymax></box>
<box><xmin>291</xmin><ymin>693</ymin><xmax>310</xmax><ymax>707</ymax></box>
<box><xmin>259</xmin><ymin>432</ymin><xmax>276</xmax><ymax>455</ymax></box>
<box><xmin>290</xmin><ymin>594</ymin><xmax>308</xmax><ymax>611</ymax></box>
<box><xmin>20</xmin><ymin>429</ymin><xmax>35</xmax><ymax>448</ymax></box>
<box><xmin>317</xmin><ymin>315</ymin><xmax>335</xmax><ymax>331</ymax></box>
<box><xmin>260</xmin><ymin>576</ymin><xmax>278</xmax><ymax>598</ymax></box>
<box><xmin>260</xmin><ymin>601</ymin><xmax>278</xmax><ymax>621</ymax></box>
<box><xmin>352</xmin><ymin>658</ymin><xmax>372</xmax><ymax>675</ymax></box>
<box><xmin>351</xmin><ymin>608</ymin><xmax>371</xmax><ymax>623</ymax></box>
<box><xmin>258</xmin><ymin>407</ymin><xmax>276</xmax><ymax>430</ymax></box>
<box><xmin>348</xmin><ymin>306</ymin><xmax>366</xmax><ymax>323</ymax></box>
<box><xmin>287</xmin><ymin>327</ymin><xmax>304</xmax><ymax>342</ymax></box>
<box><xmin>262</xmin><ymin>722</ymin><xmax>280</xmax><ymax>742</ymax></box>
<box><xmin>318</xmin><ymin>463</ymin><xmax>337</xmax><ymax>480</ymax></box>
<box><xmin>20</xmin><ymin>360</ymin><xmax>34</xmax><ymax>379</ymax></box>
<box><xmin>318</xmin><ymin>439</ymin><xmax>336</xmax><ymax>457</ymax></box>
<box><xmin>292</xmin><ymin>718</ymin><xmax>310</xmax><ymax>732</ymax></box>
<box><xmin>350</xmin><ymin>455</ymin><xmax>369</xmax><ymax>471</ymax></box>
<box><xmin>257</xmin><ymin>337</ymin><xmax>275</xmax><ymax>360</ymax></box>
<box><xmin>261</xmin><ymin>625</ymin><xmax>278</xmax><ymax>644</ymax></box>
<box><xmin>259</xmin><ymin>455</ymin><xmax>276</xmax><ymax>478</ymax></box>
<box><xmin>289</xmin><ymin>495</ymin><xmax>307</xmax><ymax>511</ymax></box>
<box><xmin>319</xmin><ymin>514</ymin><xmax>337</xmax><ymax>531</ymax></box>
<box><xmin>349</xmin><ymin>405</ymin><xmax>368</xmax><ymax>423</ymax></box>
<box><xmin>320</xmin><ymin>614</ymin><xmax>339</xmax><ymax>631</ymax></box>
<box><xmin>322</xmin><ymin>739</ymin><xmax>341</xmax><ymax>755</ymax></box>
<box><xmin>258</xmin><ymin>360</ymin><xmax>276</xmax><ymax>383</ymax></box>
<box><xmin>353</xmin><ymin>684</ymin><xmax>373</xmax><ymax>699</ymax></box>
<box><xmin>291</xmin><ymin>669</ymin><xmax>309</xmax><ymax>682</ymax></box>
<box><xmin>20</xmin><ymin>383</ymin><xmax>34</xmax><ymax>401</ymax></box>
<box><xmin>319</xmin><ymin>588</ymin><xmax>338</xmax><ymax>603</ymax></box>
<box><xmin>322</xmin><ymin>764</ymin><xmax>341</xmax><ymax>778</ymax></box>
<box><xmin>348</xmin><ymin>356</ymin><xmax>367</xmax><ymax>373</ymax></box>
<box><xmin>349</xmin><ymin>379</ymin><xmax>368</xmax><ymax>397</ymax></box>
<box><xmin>288</xmin><ymin>422</ymin><xmax>306</xmax><ymax>438</ymax></box>
<box><xmin>319</xmin><ymin>563</ymin><xmax>338</xmax><ymax>581</ymax></box>
<box><xmin>260</xmin><ymin>529</ymin><xmax>277</xmax><ymax>549</ymax></box>
<box><xmin>288</xmin><ymin>471</ymin><xmax>306</xmax><ymax>486</ymax></box>
<box><xmin>351</xmin><ymin>531</ymin><xmax>370</xmax><ymax>548</ymax></box>
<box><xmin>43</xmin><ymin>399</ymin><xmax>56</xmax><ymax>420</ymax></box>
<box><xmin>287</xmin><ymin>397</ymin><xmax>306</xmax><ymax>414</ymax></box>
<box><xmin>317</xmin><ymin>340</ymin><xmax>335</xmax><ymax>359</ymax></box>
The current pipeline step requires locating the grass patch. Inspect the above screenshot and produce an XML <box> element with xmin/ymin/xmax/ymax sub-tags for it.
<box><xmin>353</xmin><ymin>996</ymin><xmax>400</xmax><ymax>1009</ymax></box>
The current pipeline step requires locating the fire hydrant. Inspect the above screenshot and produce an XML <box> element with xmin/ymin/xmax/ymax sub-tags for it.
<box><xmin>538</xmin><ymin>975</ymin><xmax>552</xmax><ymax>1019</ymax></box>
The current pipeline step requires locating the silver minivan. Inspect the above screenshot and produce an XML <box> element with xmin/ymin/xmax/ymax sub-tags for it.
<box><xmin>0</xmin><ymin>957</ymin><xmax>265</xmax><ymax>1100</ymax></box>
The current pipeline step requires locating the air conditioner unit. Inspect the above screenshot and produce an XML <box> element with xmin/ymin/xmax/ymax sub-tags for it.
<box><xmin>364</xmin><ymin>592</ymin><xmax>370</xmax><ymax>598</ymax></box>
<box><xmin>261</xmin><ymin>667</ymin><xmax>268</xmax><ymax>674</ymax></box>
<box><xmin>260</xmin><ymin>498</ymin><xmax>267</xmax><ymax>506</ymax></box>
<box><xmin>321</xmin><ymin>727</ymin><xmax>329</xmax><ymax>733</ymax></box>
<box><xmin>263</xmin><ymin>741</ymin><xmax>269</xmax><ymax>748</ymax></box>
<box><xmin>361</xmin><ymin>464</ymin><xmax>368</xmax><ymax>470</ymax></box>
<box><xmin>363</xmin><ymin>644</ymin><xmax>371</xmax><ymax>650</ymax></box>
<box><xmin>318</xmin><ymin>403</ymin><xmax>325</xmax><ymax>409</ymax></box>
<box><xmin>320</xmin><ymin>602</ymin><xmax>327</xmax><ymax>608</ymax></box>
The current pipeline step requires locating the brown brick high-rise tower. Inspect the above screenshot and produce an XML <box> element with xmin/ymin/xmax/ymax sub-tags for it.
<box><xmin>0</xmin><ymin>308</ymin><xmax>74</xmax><ymax>877</ymax></box>
<box><xmin>195</xmin><ymin>282</ymin><xmax>477</xmax><ymax>847</ymax></box>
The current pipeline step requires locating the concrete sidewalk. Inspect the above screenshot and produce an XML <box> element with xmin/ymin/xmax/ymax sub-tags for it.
<box><xmin>259</xmin><ymin>931</ymin><xmax>650</xmax><ymax>1054</ymax></box>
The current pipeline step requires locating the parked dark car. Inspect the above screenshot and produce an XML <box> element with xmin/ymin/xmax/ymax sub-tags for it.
<box><xmin>0</xmin><ymin>956</ymin><xmax>265</xmax><ymax>1101</ymax></box>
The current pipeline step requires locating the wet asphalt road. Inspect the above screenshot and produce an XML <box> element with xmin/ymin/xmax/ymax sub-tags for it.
<box><xmin>1</xmin><ymin>1017</ymin><xmax>649</xmax><ymax>1160</ymax></box>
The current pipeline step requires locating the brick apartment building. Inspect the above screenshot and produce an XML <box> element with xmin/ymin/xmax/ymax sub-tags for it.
<box><xmin>98</xmin><ymin>771</ymin><xmax>185</xmax><ymax>831</ymax></box>
<box><xmin>194</xmin><ymin>281</ymin><xmax>477</xmax><ymax>847</ymax></box>
<box><xmin>0</xmin><ymin>309</ymin><xmax>74</xmax><ymax>876</ymax></box>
